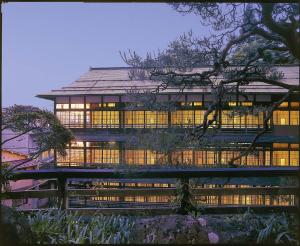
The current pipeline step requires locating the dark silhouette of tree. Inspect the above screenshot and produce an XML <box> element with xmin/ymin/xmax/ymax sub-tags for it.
<box><xmin>120</xmin><ymin>3</ymin><xmax>299</xmax><ymax>167</ymax></box>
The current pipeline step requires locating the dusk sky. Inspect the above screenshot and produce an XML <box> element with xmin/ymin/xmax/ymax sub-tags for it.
<box><xmin>2</xmin><ymin>3</ymin><xmax>208</xmax><ymax>110</ymax></box>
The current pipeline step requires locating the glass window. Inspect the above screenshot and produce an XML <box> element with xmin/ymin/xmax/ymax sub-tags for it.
<box><xmin>107</xmin><ymin>103</ymin><xmax>116</xmax><ymax>107</ymax></box>
<box><xmin>278</xmin><ymin>102</ymin><xmax>288</xmax><ymax>108</ymax></box>
<box><xmin>241</xmin><ymin>102</ymin><xmax>253</xmax><ymax>106</ymax></box>
<box><xmin>171</xmin><ymin>110</ymin><xmax>194</xmax><ymax>127</ymax></box>
<box><xmin>182</xmin><ymin>150</ymin><xmax>193</xmax><ymax>165</ymax></box>
<box><xmin>56</xmin><ymin>103</ymin><xmax>69</xmax><ymax>109</ymax></box>
<box><xmin>90</xmin><ymin>111</ymin><xmax>119</xmax><ymax>128</ymax></box>
<box><xmin>171</xmin><ymin>151</ymin><xmax>182</xmax><ymax>164</ymax></box>
<box><xmin>273</xmin><ymin>111</ymin><xmax>289</xmax><ymax>125</ymax></box>
<box><xmin>195</xmin><ymin>110</ymin><xmax>205</xmax><ymax>125</ymax></box>
<box><xmin>291</xmin><ymin>102</ymin><xmax>299</xmax><ymax>108</ymax></box>
<box><xmin>69</xmin><ymin>111</ymin><xmax>84</xmax><ymax>128</ymax></box>
<box><xmin>125</xmin><ymin>150</ymin><xmax>145</xmax><ymax>165</ymax></box>
<box><xmin>145</xmin><ymin>150</ymin><xmax>167</xmax><ymax>165</ymax></box>
<box><xmin>273</xmin><ymin>143</ymin><xmax>288</xmax><ymax>149</ymax></box>
<box><xmin>273</xmin><ymin>151</ymin><xmax>289</xmax><ymax>166</ymax></box>
<box><xmin>71</xmin><ymin>104</ymin><xmax>85</xmax><ymax>109</ymax></box>
<box><xmin>290</xmin><ymin>111</ymin><xmax>299</xmax><ymax>125</ymax></box>
<box><xmin>290</xmin><ymin>151</ymin><xmax>299</xmax><ymax>166</ymax></box>
<box><xmin>193</xmin><ymin>102</ymin><xmax>202</xmax><ymax>106</ymax></box>
<box><xmin>195</xmin><ymin>151</ymin><xmax>204</xmax><ymax>166</ymax></box>
<box><xmin>228</xmin><ymin>102</ymin><xmax>237</xmax><ymax>106</ymax></box>
<box><xmin>56</xmin><ymin>111</ymin><xmax>69</xmax><ymax>125</ymax></box>
<box><xmin>125</xmin><ymin>111</ymin><xmax>144</xmax><ymax>128</ymax></box>
<box><xmin>221</xmin><ymin>111</ymin><xmax>233</xmax><ymax>128</ymax></box>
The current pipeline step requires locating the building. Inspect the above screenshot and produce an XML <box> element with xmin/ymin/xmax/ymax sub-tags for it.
<box><xmin>36</xmin><ymin>65</ymin><xmax>299</xmax><ymax>208</ymax></box>
<box><xmin>1</xmin><ymin>123</ymin><xmax>54</xmax><ymax>209</ymax></box>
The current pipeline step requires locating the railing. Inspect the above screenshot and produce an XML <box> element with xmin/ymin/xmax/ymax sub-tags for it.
<box><xmin>2</xmin><ymin>167</ymin><xmax>299</xmax><ymax>215</ymax></box>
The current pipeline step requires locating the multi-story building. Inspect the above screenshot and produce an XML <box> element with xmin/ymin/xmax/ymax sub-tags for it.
<box><xmin>37</xmin><ymin>65</ymin><xmax>299</xmax><ymax>208</ymax></box>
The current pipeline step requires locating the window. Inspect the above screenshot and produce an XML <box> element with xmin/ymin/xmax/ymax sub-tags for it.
<box><xmin>145</xmin><ymin>111</ymin><xmax>168</xmax><ymax>128</ymax></box>
<box><xmin>86</xmin><ymin>148</ymin><xmax>119</xmax><ymax>165</ymax></box>
<box><xmin>290</xmin><ymin>111</ymin><xmax>299</xmax><ymax>125</ymax></box>
<box><xmin>71</xmin><ymin>104</ymin><xmax>84</xmax><ymax>109</ymax></box>
<box><xmin>69</xmin><ymin>111</ymin><xmax>84</xmax><ymax>127</ymax></box>
<box><xmin>56</xmin><ymin>103</ymin><xmax>69</xmax><ymax>109</ymax></box>
<box><xmin>195</xmin><ymin>151</ymin><xmax>205</xmax><ymax>166</ymax></box>
<box><xmin>125</xmin><ymin>150</ymin><xmax>145</xmax><ymax>165</ymax></box>
<box><xmin>182</xmin><ymin>150</ymin><xmax>193</xmax><ymax>165</ymax></box>
<box><xmin>273</xmin><ymin>143</ymin><xmax>288</xmax><ymax>149</ymax></box>
<box><xmin>171</xmin><ymin>110</ymin><xmax>194</xmax><ymax>127</ymax></box>
<box><xmin>278</xmin><ymin>102</ymin><xmax>288</xmax><ymax>108</ymax></box>
<box><xmin>193</xmin><ymin>102</ymin><xmax>202</xmax><ymax>106</ymax></box>
<box><xmin>107</xmin><ymin>103</ymin><xmax>116</xmax><ymax>107</ymax></box>
<box><xmin>90</xmin><ymin>111</ymin><xmax>119</xmax><ymax>128</ymax></box>
<box><xmin>273</xmin><ymin>111</ymin><xmax>289</xmax><ymax>125</ymax></box>
<box><xmin>291</xmin><ymin>102</ymin><xmax>299</xmax><ymax>108</ymax></box>
<box><xmin>241</xmin><ymin>102</ymin><xmax>253</xmax><ymax>106</ymax></box>
<box><xmin>125</xmin><ymin>111</ymin><xmax>144</xmax><ymax>128</ymax></box>
<box><xmin>290</xmin><ymin>151</ymin><xmax>299</xmax><ymax>166</ymax></box>
<box><xmin>194</xmin><ymin>110</ymin><xmax>205</xmax><ymax>125</ymax></box>
<box><xmin>228</xmin><ymin>102</ymin><xmax>237</xmax><ymax>106</ymax></box>
<box><xmin>56</xmin><ymin>111</ymin><xmax>69</xmax><ymax>125</ymax></box>
<box><xmin>273</xmin><ymin>151</ymin><xmax>289</xmax><ymax>166</ymax></box>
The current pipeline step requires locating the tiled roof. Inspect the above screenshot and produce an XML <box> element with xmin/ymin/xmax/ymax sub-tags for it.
<box><xmin>37</xmin><ymin>65</ymin><xmax>299</xmax><ymax>99</ymax></box>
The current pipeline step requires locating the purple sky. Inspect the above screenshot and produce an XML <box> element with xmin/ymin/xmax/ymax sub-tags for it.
<box><xmin>2</xmin><ymin>3</ymin><xmax>209</xmax><ymax>110</ymax></box>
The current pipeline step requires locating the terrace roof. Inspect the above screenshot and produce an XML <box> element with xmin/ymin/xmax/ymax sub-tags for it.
<box><xmin>37</xmin><ymin>65</ymin><xmax>299</xmax><ymax>100</ymax></box>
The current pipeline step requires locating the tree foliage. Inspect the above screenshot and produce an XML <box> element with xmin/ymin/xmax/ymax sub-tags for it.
<box><xmin>1</xmin><ymin>105</ymin><xmax>73</xmax><ymax>175</ymax></box>
<box><xmin>121</xmin><ymin>3</ymin><xmax>299</xmax><ymax>166</ymax></box>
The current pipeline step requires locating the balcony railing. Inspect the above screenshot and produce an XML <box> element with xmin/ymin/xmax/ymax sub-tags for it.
<box><xmin>2</xmin><ymin>167</ymin><xmax>299</xmax><ymax>215</ymax></box>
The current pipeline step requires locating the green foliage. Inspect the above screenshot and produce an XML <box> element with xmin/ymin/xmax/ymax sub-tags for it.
<box><xmin>26</xmin><ymin>209</ymin><xmax>135</xmax><ymax>244</ymax></box>
<box><xmin>2</xmin><ymin>105</ymin><xmax>73</xmax><ymax>158</ymax></box>
<box><xmin>257</xmin><ymin>213</ymin><xmax>298</xmax><ymax>244</ymax></box>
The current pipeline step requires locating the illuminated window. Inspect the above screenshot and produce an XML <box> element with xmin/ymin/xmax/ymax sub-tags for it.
<box><xmin>273</xmin><ymin>151</ymin><xmax>289</xmax><ymax>166</ymax></box>
<box><xmin>70</xmin><ymin>141</ymin><xmax>84</xmax><ymax>147</ymax></box>
<box><xmin>290</xmin><ymin>111</ymin><xmax>299</xmax><ymax>125</ymax></box>
<box><xmin>171</xmin><ymin>151</ymin><xmax>182</xmax><ymax>164</ymax></box>
<box><xmin>107</xmin><ymin>103</ymin><xmax>116</xmax><ymax>107</ymax></box>
<box><xmin>241</xmin><ymin>102</ymin><xmax>253</xmax><ymax>106</ymax></box>
<box><xmin>125</xmin><ymin>111</ymin><xmax>144</xmax><ymax>128</ymax></box>
<box><xmin>145</xmin><ymin>111</ymin><xmax>168</xmax><ymax>128</ymax></box>
<box><xmin>146</xmin><ymin>150</ymin><xmax>156</xmax><ymax>165</ymax></box>
<box><xmin>71</xmin><ymin>104</ymin><xmax>84</xmax><ymax>109</ymax></box>
<box><xmin>90</xmin><ymin>111</ymin><xmax>119</xmax><ymax>128</ymax></box>
<box><xmin>273</xmin><ymin>111</ymin><xmax>289</xmax><ymax>125</ymax></box>
<box><xmin>278</xmin><ymin>102</ymin><xmax>288</xmax><ymax>108</ymax></box>
<box><xmin>206</xmin><ymin>151</ymin><xmax>216</xmax><ymax>165</ymax></box>
<box><xmin>193</xmin><ymin>102</ymin><xmax>202</xmax><ymax>106</ymax></box>
<box><xmin>265</xmin><ymin>151</ymin><xmax>271</xmax><ymax>166</ymax></box>
<box><xmin>56</xmin><ymin>103</ymin><xmax>69</xmax><ymax>109</ymax></box>
<box><xmin>291</xmin><ymin>102</ymin><xmax>299</xmax><ymax>108</ymax></box>
<box><xmin>290</xmin><ymin>144</ymin><xmax>299</xmax><ymax>149</ymax></box>
<box><xmin>182</xmin><ymin>150</ymin><xmax>193</xmax><ymax>165</ymax></box>
<box><xmin>195</xmin><ymin>151</ymin><xmax>204</xmax><ymax>166</ymax></box>
<box><xmin>221</xmin><ymin>111</ymin><xmax>233</xmax><ymax>128</ymax></box>
<box><xmin>220</xmin><ymin>151</ymin><xmax>241</xmax><ymax>165</ymax></box>
<box><xmin>69</xmin><ymin>111</ymin><xmax>84</xmax><ymax>127</ymax></box>
<box><xmin>125</xmin><ymin>150</ymin><xmax>145</xmax><ymax>165</ymax></box>
<box><xmin>86</xmin><ymin>103</ymin><xmax>90</xmax><ymax>109</ymax></box>
<box><xmin>290</xmin><ymin>151</ymin><xmax>299</xmax><ymax>166</ymax></box>
<box><xmin>273</xmin><ymin>143</ymin><xmax>288</xmax><ymax>149</ymax></box>
<box><xmin>171</xmin><ymin>110</ymin><xmax>194</xmax><ymax>127</ymax></box>
<box><xmin>194</xmin><ymin>110</ymin><xmax>205</xmax><ymax>125</ymax></box>
<box><xmin>86</xmin><ymin>148</ymin><xmax>119</xmax><ymax>165</ymax></box>
<box><xmin>228</xmin><ymin>102</ymin><xmax>237</xmax><ymax>106</ymax></box>
<box><xmin>56</xmin><ymin>111</ymin><xmax>69</xmax><ymax>125</ymax></box>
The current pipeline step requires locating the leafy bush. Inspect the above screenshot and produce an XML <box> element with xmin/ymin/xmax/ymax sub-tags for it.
<box><xmin>257</xmin><ymin>212</ymin><xmax>298</xmax><ymax>244</ymax></box>
<box><xmin>26</xmin><ymin>209</ymin><xmax>135</xmax><ymax>244</ymax></box>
